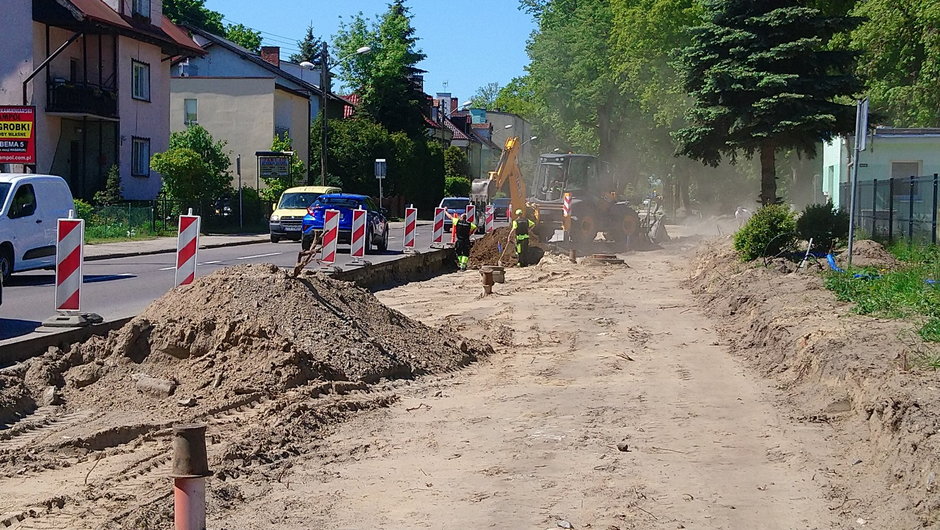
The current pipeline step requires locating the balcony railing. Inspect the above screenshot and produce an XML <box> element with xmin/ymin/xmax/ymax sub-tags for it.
<box><xmin>47</xmin><ymin>81</ymin><xmax>117</xmax><ymax>118</ymax></box>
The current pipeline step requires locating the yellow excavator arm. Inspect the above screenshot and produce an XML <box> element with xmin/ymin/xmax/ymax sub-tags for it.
<box><xmin>472</xmin><ymin>136</ymin><xmax>528</xmax><ymax>216</ymax></box>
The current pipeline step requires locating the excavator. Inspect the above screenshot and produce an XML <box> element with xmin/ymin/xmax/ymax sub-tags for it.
<box><xmin>471</xmin><ymin>136</ymin><xmax>643</xmax><ymax>247</ymax></box>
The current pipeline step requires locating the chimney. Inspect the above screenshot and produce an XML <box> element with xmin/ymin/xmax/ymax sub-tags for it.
<box><xmin>260</xmin><ymin>46</ymin><xmax>280</xmax><ymax>68</ymax></box>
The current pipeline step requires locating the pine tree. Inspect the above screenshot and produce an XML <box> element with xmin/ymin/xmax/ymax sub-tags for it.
<box><xmin>289</xmin><ymin>24</ymin><xmax>321</xmax><ymax>63</ymax></box>
<box><xmin>674</xmin><ymin>0</ymin><xmax>862</xmax><ymax>205</ymax></box>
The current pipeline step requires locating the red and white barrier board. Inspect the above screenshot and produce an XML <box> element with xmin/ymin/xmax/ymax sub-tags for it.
<box><xmin>322</xmin><ymin>209</ymin><xmax>340</xmax><ymax>264</ymax></box>
<box><xmin>175</xmin><ymin>214</ymin><xmax>200</xmax><ymax>287</ymax></box>
<box><xmin>485</xmin><ymin>204</ymin><xmax>495</xmax><ymax>233</ymax></box>
<box><xmin>563</xmin><ymin>193</ymin><xmax>572</xmax><ymax>218</ymax></box>
<box><xmin>350</xmin><ymin>208</ymin><xmax>367</xmax><ymax>260</ymax></box>
<box><xmin>465</xmin><ymin>204</ymin><xmax>476</xmax><ymax>226</ymax></box>
<box><xmin>404</xmin><ymin>207</ymin><xmax>417</xmax><ymax>249</ymax></box>
<box><xmin>432</xmin><ymin>207</ymin><xmax>446</xmax><ymax>244</ymax></box>
<box><xmin>55</xmin><ymin>218</ymin><xmax>84</xmax><ymax>311</ymax></box>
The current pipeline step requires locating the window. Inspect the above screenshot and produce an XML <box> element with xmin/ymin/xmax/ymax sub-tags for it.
<box><xmin>132</xmin><ymin>137</ymin><xmax>150</xmax><ymax>177</ymax></box>
<box><xmin>184</xmin><ymin>99</ymin><xmax>198</xmax><ymax>125</ymax></box>
<box><xmin>891</xmin><ymin>161</ymin><xmax>922</xmax><ymax>197</ymax></box>
<box><xmin>8</xmin><ymin>184</ymin><xmax>36</xmax><ymax>219</ymax></box>
<box><xmin>132</xmin><ymin>60</ymin><xmax>150</xmax><ymax>101</ymax></box>
<box><xmin>132</xmin><ymin>0</ymin><xmax>150</xmax><ymax>19</ymax></box>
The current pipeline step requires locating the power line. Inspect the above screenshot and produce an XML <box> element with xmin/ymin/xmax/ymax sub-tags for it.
<box><xmin>221</xmin><ymin>17</ymin><xmax>304</xmax><ymax>44</ymax></box>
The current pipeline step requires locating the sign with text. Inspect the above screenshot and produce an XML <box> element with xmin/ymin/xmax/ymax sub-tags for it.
<box><xmin>258</xmin><ymin>154</ymin><xmax>291</xmax><ymax>178</ymax></box>
<box><xmin>0</xmin><ymin>106</ymin><xmax>36</xmax><ymax>164</ymax></box>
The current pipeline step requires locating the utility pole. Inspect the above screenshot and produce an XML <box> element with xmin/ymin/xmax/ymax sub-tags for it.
<box><xmin>320</xmin><ymin>41</ymin><xmax>329</xmax><ymax>186</ymax></box>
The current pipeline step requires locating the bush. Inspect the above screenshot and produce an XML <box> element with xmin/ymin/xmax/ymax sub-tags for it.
<box><xmin>73</xmin><ymin>198</ymin><xmax>94</xmax><ymax>221</ymax></box>
<box><xmin>444</xmin><ymin>176</ymin><xmax>471</xmax><ymax>197</ymax></box>
<box><xmin>93</xmin><ymin>165</ymin><xmax>122</xmax><ymax>206</ymax></box>
<box><xmin>733</xmin><ymin>203</ymin><xmax>797</xmax><ymax>261</ymax></box>
<box><xmin>796</xmin><ymin>202</ymin><xmax>848</xmax><ymax>252</ymax></box>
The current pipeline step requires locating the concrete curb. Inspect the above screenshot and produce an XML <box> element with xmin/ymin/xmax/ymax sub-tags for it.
<box><xmin>1</xmin><ymin>248</ymin><xmax>456</xmax><ymax>366</ymax></box>
<box><xmin>85</xmin><ymin>237</ymin><xmax>270</xmax><ymax>262</ymax></box>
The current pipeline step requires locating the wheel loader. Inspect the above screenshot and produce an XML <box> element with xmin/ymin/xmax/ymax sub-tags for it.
<box><xmin>471</xmin><ymin>137</ymin><xmax>645</xmax><ymax>247</ymax></box>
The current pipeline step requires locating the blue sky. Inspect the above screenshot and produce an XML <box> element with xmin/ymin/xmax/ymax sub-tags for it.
<box><xmin>203</xmin><ymin>0</ymin><xmax>536</xmax><ymax>101</ymax></box>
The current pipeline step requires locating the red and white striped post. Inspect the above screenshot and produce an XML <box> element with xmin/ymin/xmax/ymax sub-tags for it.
<box><xmin>432</xmin><ymin>207</ymin><xmax>446</xmax><ymax>246</ymax></box>
<box><xmin>350</xmin><ymin>207</ymin><xmax>367</xmax><ymax>262</ymax></box>
<box><xmin>321</xmin><ymin>209</ymin><xmax>340</xmax><ymax>265</ymax></box>
<box><xmin>55</xmin><ymin>214</ymin><xmax>84</xmax><ymax>312</ymax></box>
<box><xmin>403</xmin><ymin>206</ymin><xmax>417</xmax><ymax>251</ymax></box>
<box><xmin>484</xmin><ymin>204</ymin><xmax>495</xmax><ymax>233</ymax></box>
<box><xmin>465</xmin><ymin>204</ymin><xmax>476</xmax><ymax>226</ymax></box>
<box><xmin>175</xmin><ymin>210</ymin><xmax>200</xmax><ymax>287</ymax></box>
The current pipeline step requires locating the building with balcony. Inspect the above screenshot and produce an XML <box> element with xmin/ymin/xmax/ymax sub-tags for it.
<box><xmin>1</xmin><ymin>0</ymin><xmax>203</xmax><ymax>200</ymax></box>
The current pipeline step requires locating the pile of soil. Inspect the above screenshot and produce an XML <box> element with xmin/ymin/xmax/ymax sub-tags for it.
<box><xmin>689</xmin><ymin>238</ymin><xmax>940</xmax><ymax>527</ymax></box>
<box><xmin>469</xmin><ymin>227</ymin><xmax>546</xmax><ymax>268</ymax></box>
<box><xmin>836</xmin><ymin>239</ymin><xmax>900</xmax><ymax>269</ymax></box>
<box><xmin>11</xmin><ymin>264</ymin><xmax>492</xmax><ymax>417</ymax></box>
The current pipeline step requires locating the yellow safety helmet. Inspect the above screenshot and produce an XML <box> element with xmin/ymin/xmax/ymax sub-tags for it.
<box><xmin>514</xmin><ymin>209</ymin><xmax>523</xmax><ymax>216</ymax></box>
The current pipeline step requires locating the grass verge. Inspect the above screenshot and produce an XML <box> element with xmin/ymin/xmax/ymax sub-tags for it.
<box><xmin>824</xmin><ymin>243</ymin><xmax>940</xmax><ymax>343</ymax></box>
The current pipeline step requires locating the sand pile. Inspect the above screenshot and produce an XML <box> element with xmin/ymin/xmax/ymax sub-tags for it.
<box><xmin>836</xmin><ymin>239</ymin><xmax>900</xmax><ymax>269</ymax></box>
<box><xmin>14</xmin><ymin>264</ymin><xmax>491</xmax><ymax>416</ymax></box>
<box><xmin>469</xmin><ymin>227</ymin><xmax>546</xmax><ymax>268</ymax></box>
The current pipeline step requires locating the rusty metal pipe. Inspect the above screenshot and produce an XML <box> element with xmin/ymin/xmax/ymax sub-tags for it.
<box><xmin>172</xmin><ymin>424</ymin><xmax>210</xmax><ymax>530</ymax></box>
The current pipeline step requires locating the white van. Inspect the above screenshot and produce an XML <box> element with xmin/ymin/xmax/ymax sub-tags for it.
<box><xmin>0</xmin><ymin>174</ymin><xmax>75</xmax><ymax>279</ymax></box>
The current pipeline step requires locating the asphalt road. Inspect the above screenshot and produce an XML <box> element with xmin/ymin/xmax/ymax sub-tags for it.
<box><xmin>1</xmin><ymin>221</ymin><xmax>442</xmax><ymax>341</ymax></box>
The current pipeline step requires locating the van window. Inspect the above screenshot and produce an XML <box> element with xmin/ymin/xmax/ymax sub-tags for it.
<box><xmin>0</xmin><ymin>183</ymin><xmax>10</xmax><ymax>208</ymax></box>
<box><xmin>278</xmin><ymin>192</ymin><xmax>320</xmax><ymax>209</ymax></box>
<box><xmin>9</xmin><ymin>184</ymin><xmax>36</xmax><ymax>219</ymax></box>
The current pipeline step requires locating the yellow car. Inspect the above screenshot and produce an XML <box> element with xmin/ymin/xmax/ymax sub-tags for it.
<box><xmin>269</xmin><ymin>185</ymin><xmax>340</xmax><ymax>242</ymax></box>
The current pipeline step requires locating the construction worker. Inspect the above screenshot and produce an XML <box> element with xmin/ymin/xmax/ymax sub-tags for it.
<box><xmin>453</xmin><ymin>213</ymin><xmax>477</xmax><ymax>270</ymax></box>
<box><xmin>511</xmin><ymin>209</ymin><xmax>536</xmax><ymax>266</ymax></box>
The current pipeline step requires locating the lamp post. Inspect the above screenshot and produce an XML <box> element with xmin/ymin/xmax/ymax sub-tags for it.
<box><xmin>302</xmin><ymin>44</ymin><xmax>371</xmax><ymax>186</ymax></box>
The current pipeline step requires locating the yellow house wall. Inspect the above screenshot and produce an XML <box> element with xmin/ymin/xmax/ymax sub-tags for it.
<box><xmin>170</xmin><ymin>77</ymin><xmax>275</xmax><ymax>189</ymax></box>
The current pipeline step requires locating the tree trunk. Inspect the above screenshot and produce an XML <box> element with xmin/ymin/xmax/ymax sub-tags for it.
<box><xmin>759</xmin><ymin>141</ymin><xmax>778</xmax><ymax>205</ymax></box>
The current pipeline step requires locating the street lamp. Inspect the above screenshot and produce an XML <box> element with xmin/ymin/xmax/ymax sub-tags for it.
<box><xmin>301</xmin><ymin>44</ymin><xmax>371</xmax><ymax>186</ymax></box>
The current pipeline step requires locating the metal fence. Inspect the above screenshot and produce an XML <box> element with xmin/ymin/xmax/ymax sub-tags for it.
<box><xmin>840</xmin><ymin>174</ymin><xmax>940</xmax><ymax>246</ymax></box>
<box><xmin>81</xmin><ymin>195</ymin><xmax>273</xmax><ymax>238</ymax></box>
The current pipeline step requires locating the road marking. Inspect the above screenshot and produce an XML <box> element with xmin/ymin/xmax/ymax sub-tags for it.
<box><xmin>237</xmin><ymin>252</ymin><xmax>282</xmax><ymax>260</ymax></box>
<box><xmin>199</xmin><ymin>260</ymin><xmax>222</xmax><ymax>265</ymax></box>
<box><xmin>158</xmin><ymin>266</ymin><xmax>175</xmax><ymax>271</ymax></box>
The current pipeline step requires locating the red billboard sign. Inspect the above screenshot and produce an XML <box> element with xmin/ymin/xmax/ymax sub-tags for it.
<box><xmin>0</xmin><ymin>106</ymin><xmax>36</xmax><ymax>164</ymax></box>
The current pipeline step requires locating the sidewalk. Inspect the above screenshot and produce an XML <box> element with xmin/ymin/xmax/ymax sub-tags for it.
<box><xmin>85</xmin><ymin>233</ymin><xmax>270</xmax><ymax>261</ymax></box>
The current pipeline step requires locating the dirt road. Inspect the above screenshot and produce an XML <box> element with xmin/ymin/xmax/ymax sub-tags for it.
<box><xmin>213</xmin><ymin>237</ymin><xmax>850</xmax><ymax>529</ymax></box>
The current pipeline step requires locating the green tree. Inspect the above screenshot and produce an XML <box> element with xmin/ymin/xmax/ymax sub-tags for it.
<box><xmin>443</xmin><ymin>146</ymin><xmax>469</xmax><ymax>179</ymax></box>
<box><xmin>93</xmin><ymin>165</ymin><xmax>122</xmax><ymax>206</ymax></box>
<box><xmin>168</xmin><ymin>124</ymin><xmax>231</xmax><ymax>180</ymax></box>
<box><xmin>162</xmin><ymin>0</ymin><xmax>224</xmax><ymax>34</ymax></box>
<box><xmin>334</xmin><ymin>1</ymin><xmax>428</xmax><ymax>138</ymax></box>
<box><xmin>674</xmin><ymin>0</ymin><xmax>862</xmax><ymax>205</ymax></box>
<box><xmin>152</xmin><ymin>149</ymin><xmax>221</xmax><ymax>212</ymax></box>
<box><xmin>524</xmin><ymin>0</ymin><xmax>624</xmax><ymax>163</ymax></box>
<box><xmin>156</xmin><ymin>125</ymin><xmax>232</xmax><ymax>211</ymax></box>
<box><xmin>289</xmin><ymin>23</ymin><xmax>321</xmax><ymax>63</ymax></box>
<box><xmin>851</xmin><ymin>0</ymin><xmax>940</xmax><ymax>127</ymax></box>
<box><xmin>313</xmin><ymin>116</ymin><xmax>393</xmax><ymax>193</ymax></box>
<box><xmin>225</xmin><ymin>23</ymin><xmax>262</xmax><ymax>52</ymax></box>
<box><xmin>444</xmin><ymin>176</ymin><xmax>471</xmax><ymax>197</ymax></box>
<box><xmin>469</xmin><ymin>82</ymin><xmax>501</xmax><ymax>109</ymax></box>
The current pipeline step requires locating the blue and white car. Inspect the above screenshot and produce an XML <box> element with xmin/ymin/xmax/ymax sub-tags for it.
<box><xmin>301</xmin><ymin>193</ymin><xmax>389</xmax><ymax>253</ymax></box>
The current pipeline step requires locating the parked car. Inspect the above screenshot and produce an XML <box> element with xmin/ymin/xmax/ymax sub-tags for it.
<box><xmin>439</xmin><ymin>197</ymin><xmax>472</xmax><ymax>232</ymax></box>
<box><xmin>269</xmin><ymin>185</ymin><xmax>341</xmax><ymax>243</ymax></box>
<box><xmin>301</xmin><ymin>193</ymin><xmax>389</xmax><ymax>253</ymax></box>
<box><xmin>492</xmin><ymin>197</ymin><xmax>511</xmax><ymax>220</ymax></box>
<box><xmin>0</xmin><ymin>174</ymin><xmax>75</xmax><ymax>280</ymax></box>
